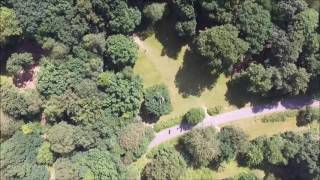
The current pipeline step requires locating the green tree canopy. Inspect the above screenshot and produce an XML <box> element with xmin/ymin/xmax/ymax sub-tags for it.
<box><xmin>142</xmin><ymin>146</ymin><xmax>187</xmax><ymax>180</ymax></box>
<box><xmin>180</xmin><ymin>127</ymin><xmax>220</xmax><ymax>167</ymax></box>
<box><xmin>105</xmin><ymin>34</ymin><xmax>138</xmax><ymax>68</ymax></box>
<box><xmin>184</xmin><ymin>107</ymin><xmax>205</xmax><ymax>125</ymax></box>
<box><xmin>6</xmin><ymin>53</ymin><xmax>33</xmax><ymax>75</ymax></box>
<box><xmin>143</xmin><ymin>84</ymin><xmax>172</xmax><ymax>118</ymax></box>
<box><xmin>143</xmin><ymin>2</ymin><xmax>167</xmax><ymax>24</ymax></box>
<box><xmin>0</xmin><ymin>7</ymin><xmax>21</xmax><ymax>45</ymax></box>
<box><xmin>195</xmin><ymin>24</ymin><xmax>249</xmax><ymax>74</ymax></box>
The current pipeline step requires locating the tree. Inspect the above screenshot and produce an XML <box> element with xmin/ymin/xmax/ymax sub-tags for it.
<box><xmin>296</xmin><ymin>105</ymin><xmax>318</xmax><ymax>126</ymax></box>
<box><xmin>234</xmin><ymin>172</ymin><xmax>259</xmax><ymax>180</ymax></box>
<box><xmin>0</xmin><ymin>131</ymin><xmax>49</xmax><ymax>179</ymax></box>
<box><xmin>142</xmin><ymin>146</ymin><xmax>187</xmax><ymax>180</ymax></box>
<box><xmin>118</xmin><ymin>122</ymin><xmax>154</xmax><ymax>164</ymax></box>
<box><xmin>195</xmin><ymin>24</ymin><xmax>249</xmax><ymax>74</ymax></box>
<box><xmin>103</xmin><ymin>71</ymin><xmax>144</xmax><ymax>118</ymax></box>
<box><xmin>236</xmin><ymin>2</ymin><xmax>272</xmax><ymax>54</ymax></box>
<box><xmin>0</xmin><ymin>7</ymin><xmax>22</xmax><ymax>45</ymax></box>
<box><xmin>175</xmin><ymin>19</ymin><xmax>197</xmax><ymax>37</ymax></box>
<box><xmin>108</xmin><ymin>1</ymin><xmax>141</xmax><ymax>34</ymax></box>
<box><xmin>241</xmin><ymin>63</ymin><xmax>273</xmax><ymax>96</ymax></box>
<box><xmin>143</xmin><ymin>84</ymin><xmax>172</xmax><ymax>117</ymax></box>
<box><xmin>47</xmin><ymin>122</ymin><xmax>77</xmax><ymax>154</ymax></box>
<box><xmin>184</xmin><ymin>107</ymin><xmax>205</xmax><ymax>125</ymax></box>
<box><xmin>218</xmin><ymin>126</ymin><xmax>248</xmax><ymax>162</ymax></box>
<box><xmin>180</xmin><ymin>127</ymin><xmax>220</xmax><ymax>167</ymax></box>
<box><xmin>174</xmin><ymin>0</ymin><xmax>197</xmax><ymax>37</ymax></box>
<box><xmin>273</xmin><ymin>0</ymin><xmax>308</xmax><ymax>28</ymax></box>
<box><xmin>264</xmin><ymin>135</ymin><xmax>287</xmax><ymax>165</ymax></box>
<box><xmin>82</xmin><ymin>33</ymin><xmax>106</xmax><ymax>55</ymax></box>
<box><xmin>0</xmin><ymin>111</ymin><xmax>22</xmax><ymax>142</ymax></box>
<box><xmin>6</xmin><ymin>53</ymin><xmax>33</xmax><ymax>75</ymax></box>
<box><xmin>243</xmin><ymin>137</ymin><xmax>265</xmax><ymax>166</ymax></box>
<box><xmin>273</xmin><ymin>63</ymin><xmax>310</xmax><ymax>95</ymax></box>
<box><xmin>36</xmin><ymin>142</ymin><xmax>54</xmax><ymax>165</ymax></box>
<box><xmin>105</xmin><ymin>34</ymin><xmax>138</xmax><ymax>68</ymax></box>
<box><xmin>143</xmin><ymin>3</ymin><xmax>167</xmax><ymax>24</ymax></box>
<box><xmin>53</xmin><ymin>158</ymin><xmax>80</xmax><ymax>180</ymax></box>
<box><xmin>77</xmin><ymin>149</ymin><xmax>123</xmax><ymax>180</ymax></box>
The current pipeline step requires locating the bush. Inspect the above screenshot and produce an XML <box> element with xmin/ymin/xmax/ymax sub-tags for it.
<box><xmin>6</xmin><ymin>53</ymin><xmax>33</xmax><ymax>75</ymax></box>
<box><xmin>207</xmin><ymin>106</ymin><xmax>223</xmax><ymax>116</ymax></box>
<box><xmin>153</xmin><ymin>116</ymin><xmax>183</xmax><ymax>132</ymax></box>
<box><xmin>184</xmin><ymin>108</ymin><xmax>205</xmax><ymax>125</ymax></box>
<box><xmin>143</xmin><ymin>84</ymin><xmax>172</xmax><ymax>118</ymax></box>
<box><xmin>261</xmin><ymin>111</ymin><xmax>297</xmax><ymax>123</ymax></box>
<box><xmin>296</xmin><ymin>106</ymin><xmax>319</xmax><ymax>126</ymax></box>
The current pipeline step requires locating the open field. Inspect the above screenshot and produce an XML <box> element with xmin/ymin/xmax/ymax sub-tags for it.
<box><xmin>134</xmin><ymin>34</ymin><xmax>236</xmax><ymax>123</ymax></box>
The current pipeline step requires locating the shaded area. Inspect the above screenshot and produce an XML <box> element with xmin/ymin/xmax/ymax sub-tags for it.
<box><xmin>175</xmin><ymin>49</ymin><xmax>219</xmax><ymax>97</ymax></box>
<box><xmin>139</xmin><ymin>104</ymin><xmax>160</xmax><ymax>124</ymax></box>
<box><xmin>153</xmin><ymin>16</ymin><xmax>186</xmax><ymax>59</ymax></box>
<box><xmin>12</xmin><ymin>65</ymin><xmax>39</xmax><ymax>88</ymax></box>
<box><xmin>0</xmin><ymin>38</ymin><xmax>49</xmax><ymax>74</ymax></box>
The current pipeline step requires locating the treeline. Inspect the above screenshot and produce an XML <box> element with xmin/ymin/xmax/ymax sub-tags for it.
<box><xmin>0</xmin><ymin>0</ymin><xmax>319</xmax><ymax>179</ymax></box>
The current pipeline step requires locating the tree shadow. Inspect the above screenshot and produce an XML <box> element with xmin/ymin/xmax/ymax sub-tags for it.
<box><xmin>153</xmin><ymin>15</ymin><xmax>186</xmax><ymax>59</ymax></box>
<box><xmin>175</xmin><ymin>49</ymin><xmax>219</xmax><ymax>97</ymax></box>
<box><xmin>139</xmin><ymin>104</ymin><xmax>160</xmax><ymax>124</ymax></box>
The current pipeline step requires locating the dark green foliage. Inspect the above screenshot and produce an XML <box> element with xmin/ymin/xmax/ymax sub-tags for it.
<box><xmin>0</xmin><ymin>111</ymin><xmax>22</xmax><ymax>142</ymax></box>
<box><xmin>9</xmin><ymin>0</ymin><xmax>89</xmax><ymax>45</ymax></box>
<box><xmin>240</xmin><ymin>63</ymin><xmax>273</xmax><ymax>96</ymax></box>
<box><xmin>53</xmin><ymin>158</ymin><xmax>80</xmax><ymax>180</ymax></box>
<box><xmin>144</xmin><ymin>84</ymin><xmax>172</xmax><ymax>117</ymax></box>
<box><xmin>297</xmin><ymin>106</ymin><xmax>319</xmax><ymax>126</ymax></box>
<box><xmin>108</xmin><ymin>1</ymin><xmax>141</xmax><ymax>34</ymax></box>
<box><xmin>180</xmin><ymin>127</ymin><xmax>220</xmax><ymax>167</ymax></box>
<box><xmin>77</xmin><ymin>149</ymin><xmax>124</xmax><ymax>180</ymax></box>
<box><xmin>195</xmin><ymin>24</ymin><xmax>249</xmax><ymax>74</ymax></box>
<box><xmin>243</xmin><ymin>136</ymin><xmax>266</xmax><ymax>166</ymax></box>
<box><xmin>143</xmin><ymin>2</ymin><xmax>167</xmax><ymax>24</ymax></box>
<box><xmin>142</xmin><ymin>146</ymin><xmax>187</xmax><ymax>180</ymax></box>
<box><xmin>0</xmin><ymin>7</ymin><xmax>22</xmax><ymax>45</ymax></box>
<box><xmin>47</xmin><ymin>122</ymin><xmax>77</xmax><ymax>154</ymax></box>
<box><xmin>103</xmin><ymin>71</ymin><xmax>144</xmax><ymax>118</ymax></box>
<box><xmin>273</xmin><ymin>63</ymin><xmax>310</xmax><ymax>95</ymax></box>
<box><xmin>174</xmin><ymin>0</ymin><xmax>197</xmax><ymax>37</ymax></box>
<box><xmin>97</xmin><ymin>71</ymin><xmax>115</xmax><ymax>88</ymax></box>
<box><xmin>0</xmin><ymin>131</ymin><xmax>49</xmax><ymax>180</ymax></box>
<box><xmin>6</xmin><ymin>53</ymin><xmax>33</xmax><ymax>75</ymax></box>
<box><xmin>82</xmin><ymin>33</ymin><xmax>106</xmax><ymax>55</ymax></box>
<box><xmin>0</xmin><ymin>82</ymin><xmax>41</xmax><ymax>119</ymax></box>
<box><xmin>118</xmin><ymin>122</ymin><xmax>154</xmax><ymax>164</ymax></box>
<box><xmin>175</xmin><ymin>19</ymin><xmax>197</xmax><ymax>37</ymax></box>
<box><xmin>105</xmin><ymin>34</ymin><xmax>138</xmax><ymax>68</ymax></box>
<box><xmin>184</xmin><ymin>107</ymin><xmax>205</xmax><ymax>125</ymax></box>
<box><xmin>264</xmin><ymin>135</ymin><xmax>287</xmax><ymax>165</ymax></box>
<box><xmin>218</xmin><ymin>126</ymin><xmax>248</xmax><ymax>162</ymax></box>
<box><xmin>236</xmin><ymin>2</ymin><xmax>272</xmax><ymax>54</ymax></box>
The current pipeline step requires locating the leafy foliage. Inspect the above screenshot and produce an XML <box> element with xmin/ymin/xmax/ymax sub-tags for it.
<box><xmin>6</xmin><ymin>53</ymin><xmax>33</xmax><ymax>75</ymax></box>
<box><xmin>180</xmin><ymin>127</ymin><xmax>220</xmax><ymax>167</ymax></box>
<box><xmin>0</xmin><ymin>7</ymin><xmax>21</xmax><ymax>45</ymax></box>
<box><xmin>184</xmin><ymin>107</ymin><xmax>205</xmax><ymax>125</ymax></box>
<box><xmin>143</xmin><ymin>84</ymin><xmax>172</xmax><ymax>117</ymax></box>
<box><xmin>195</xmin><ymin>24</ymin><xmax>249</xmax><ymax>74</ymax></box>
<box><xmin>143</xmin><ymin>2</ymin><xmax>167</xmax><ymax>24</ymax></box>
<box><xmin>105</xmin><ymin>34</ymin><xmax>138</xmax><ymax>68</ymax></box>
<box><xmin>142</xmin><ymin>146</ymin><xmax>187</xmax><ymax>180</ymax></box>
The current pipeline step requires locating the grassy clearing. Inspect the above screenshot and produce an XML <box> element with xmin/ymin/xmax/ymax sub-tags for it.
<box><xmin>134</xmin><ymin>33</ymin><xmax>235</xmax><ymax>123</ymax></box>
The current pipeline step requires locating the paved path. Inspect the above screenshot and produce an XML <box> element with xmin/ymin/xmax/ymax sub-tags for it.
<box><xmin>148</xmin><ymin>96</ymin><xmax>320</xmax><ymax>149</ymax></box>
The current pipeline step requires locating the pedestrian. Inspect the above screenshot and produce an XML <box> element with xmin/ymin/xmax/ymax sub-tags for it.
<box><xmin>169</xmin><ymin>129</ymin><xmax>171</xmax><ymax>134</ymax></box>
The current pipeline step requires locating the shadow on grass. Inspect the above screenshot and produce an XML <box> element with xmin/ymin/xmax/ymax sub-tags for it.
<box><xmin>175</xmin><ymin>49</ymin><xmax>219</xmax><ymax>97</ymax></box>
<box><xmin>153</xmin><ymin>16</ymin><xmax>186</xmax><ymax>59</ymax></box>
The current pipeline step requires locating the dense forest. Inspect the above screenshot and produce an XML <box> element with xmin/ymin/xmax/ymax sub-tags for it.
<box><xmin>0</xmin><ymin>0</ymin><xmax>319</xmax><ymax>179</ymax></box>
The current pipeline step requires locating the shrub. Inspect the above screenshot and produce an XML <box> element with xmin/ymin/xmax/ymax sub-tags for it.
<box><xmin>36</xmin><ymin>142</ymin><xmax>54</xmax><ymax>165</ymax></box>
<box><xmin>261</xmin><ymin>111</ymin><xmax>297</xmax><ymax>123</ymax></box>
<box><xmin>184</xmin><ymin>108</ymin><xmax>205</xmax><ymax>125</ymax></box>
<box><xmin>296</xmin><ymin>106</ymin><xmax>319</xmax><ymax>126</ymax></box>
<box><xmin>207</xmin><ymin>106</ymin><xmax>223</xmax><ymax>116</ymax></box>
<box><xmin>6</xmin><ymin>53</ymin><xmax>33</xmax><ymax>75</ymax></box>
<box><xmin>153</xmin><ymin>116</ymin><xmax>183</xmax><ymax>132</ymax></box>
<box><xmin>143</xmin><ymin>84</ymin><xmax>172</xmax><ymax>118</ymax></box>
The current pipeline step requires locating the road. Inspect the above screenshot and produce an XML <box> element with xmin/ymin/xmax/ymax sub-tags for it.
<box><xmin>148</xmin><ymin>96</ymin><xmax>320</xmax><ymax>149</ymax></box>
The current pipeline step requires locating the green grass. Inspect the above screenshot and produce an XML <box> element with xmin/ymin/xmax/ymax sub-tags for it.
<box><xmin>219</xmin><ymin>110</ymin><xmax>312</xmax><ymax>139</ymax></box>
<box><xmin>134</xmin><ymin>34</ymin><xmax>236</xmax><ymax>124</ymax></box>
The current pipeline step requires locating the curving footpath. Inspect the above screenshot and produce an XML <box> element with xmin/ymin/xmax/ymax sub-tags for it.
<box><xmin>148</xmin><ymin>96</ymin><xmax>320</xmax><ymax>149</ymax></box>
